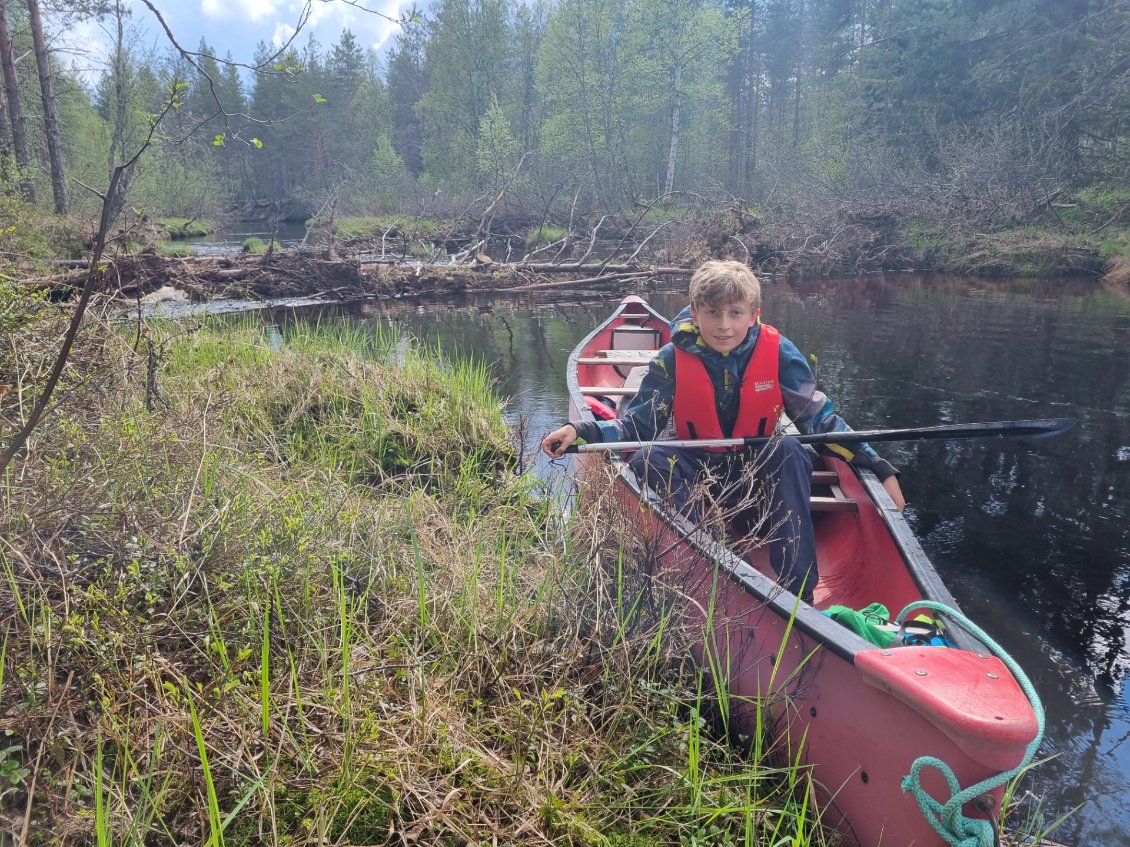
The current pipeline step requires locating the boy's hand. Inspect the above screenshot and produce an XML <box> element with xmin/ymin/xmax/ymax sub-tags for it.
<box><xmin>541</xmin><ymin>424</ymin><xmax>578</xmax><ymax>458</ymax></box>
<box><xmin>882</xmin><ymin>475</ymin><xmax>906</xmax><ymax>511</ymax></box>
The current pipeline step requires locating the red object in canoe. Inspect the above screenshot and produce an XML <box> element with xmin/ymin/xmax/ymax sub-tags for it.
<box><xmin>565</xmin><ymin>296</ymin><xmax>1040</xmax><ymax>847</ymax></box>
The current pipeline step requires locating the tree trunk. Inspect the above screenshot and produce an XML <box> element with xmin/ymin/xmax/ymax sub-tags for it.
<box><xmin>792</xmin><ymin>0</ymin><xmax>805</xmax><ymax>148</ymax></box>
<box><xmin>0</xmin><ymin>83</ymin><xmax>12</xmax><ymax>187</ymax></box>
<box><xmin>104</xmin><ymin>2</ymin><xmax>134</xmax><ymax>227</ymax></box>
<box><xmin>747</xmin><ymin>1</ymin><xmax>759</xmax><ymax>182</ymax></box>
<box><xmin>26</xmin><ymin>0</ymin><xmax>67</xmax><ymax>213</ymax></box>
<box><xmin>0</xmin><ymin>0</ymin><xmax>36</xmax><ymax>203</ymax></box>
<box><xmin>664</xmin><ymin>62</ymin><xmax>682</xmax><ymax>196</ymax></box>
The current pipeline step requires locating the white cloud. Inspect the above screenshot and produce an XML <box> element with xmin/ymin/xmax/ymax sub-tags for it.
<box><xmin>371</xmin><ymin>1</ymin><xmax>411</xmax><ymax>50</ymax></box>
<box><xmin>272</xmin><ymin>22</ymin><xmax>298</xmax><ymax>48</ymax></box>
<box><xmin>201</xmin><ymin>0</ymin><xmax>283</xmax><ymax>21</ymax></box>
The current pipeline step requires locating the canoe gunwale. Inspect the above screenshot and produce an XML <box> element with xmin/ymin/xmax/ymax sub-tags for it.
<box><xmin>613</xmin><ymin>461</ymin><xmax>880</xmax><ymax>662</ymax></box>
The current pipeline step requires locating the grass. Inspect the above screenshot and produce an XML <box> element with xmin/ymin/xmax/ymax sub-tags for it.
<box><xmin>156</xmin><ymin>217</ymin><xmax>218</xmax><ymax>240</ymax></box>
<box><xmin>0</xmin><ymin>298</ymin><xmax>834</xmax><ymax>845</ymax></box>
<box><xmin>525</xmin><ymin>224</ymin><xmax>568</xmax><ymax>247</ymax></box>
<box><xmin>241</xmin><ymin>237</ymin><xmax>279</xmax><ymax>254</ymax></box>
<box><xmin>901</xmin><ymin>220</ymin><xmax>1105</xmax><ymax>276</ymax></box>
<box><xmin>1100</xmin><ymin>231</ymin><xmax>1130</xmax><ymax>286</ymax></box>
<box><xmin>158</xmin><ymin>241</ymin><xmax>195</xmax><ymax>257</ymax></box>
<box><xmin>0</xmin><ymin>195</ymin><xmax>87</xmax><ymax>265</ymax></box>
<box><xmin>323</xmin><ymin>215</ymin><xmax>443</xmax><ymax>239</ymax></box>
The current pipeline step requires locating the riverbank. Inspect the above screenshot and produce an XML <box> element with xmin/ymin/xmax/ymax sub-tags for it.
<box><xmin>4</xmin><ymin>194</ymin><xmax>1125</xmax><ymax>301</ymax></box>
<box><xmin>0</xmin><ymin>303</ymin><xmax>831</xmax><ymax>845</ymax></box>
<box><xmin>28</xmin><ymin>233</ymin><xmax>1123</xmax><ymax>310</ymax></box>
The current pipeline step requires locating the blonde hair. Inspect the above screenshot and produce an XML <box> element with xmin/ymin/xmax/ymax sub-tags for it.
<box><xmin>689</xmin><ymin>260</ymin><xmax>761</xmax><ymax>311</ymax></box>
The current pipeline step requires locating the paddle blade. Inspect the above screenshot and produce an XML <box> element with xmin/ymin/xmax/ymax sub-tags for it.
<box><xmin>1010</xmin><ymin>418</ymin><xmax>1075</xmax><ymax>439</ymax></box>
<box><xmin>811</xmin><ymin>418</ymin><xmax>1076</xmax><ymax>445</ymax></box>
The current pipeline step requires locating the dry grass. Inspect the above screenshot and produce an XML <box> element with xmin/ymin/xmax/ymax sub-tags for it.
<box><xmin>1102</xmin><ymin>253</ymin><xmax>1130</xmax><ymax>289</ymax></box>
<box><xmin>0</xmin><ymin>304</ymin><xmax>829</xmax><ymax>846</ymax></box>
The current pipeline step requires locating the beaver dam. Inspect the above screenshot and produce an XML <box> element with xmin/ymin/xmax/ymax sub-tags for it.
<box><xmin>34</xmin><ymin>245</ymin><xmax>694</xmax><ymax>305</ymax></box>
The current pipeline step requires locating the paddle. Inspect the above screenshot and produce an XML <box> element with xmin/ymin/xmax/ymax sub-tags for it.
<box><xmin>562</xmin><ymin>418</ymin><xmax>1074</xmax><ymax>453</ymax></box>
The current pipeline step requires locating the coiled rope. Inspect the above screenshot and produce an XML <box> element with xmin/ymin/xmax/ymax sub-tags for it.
<box><xmin>896</xmin><ymin>600</ymin><xmax>1045</xmax><ymax>847</ymax></box>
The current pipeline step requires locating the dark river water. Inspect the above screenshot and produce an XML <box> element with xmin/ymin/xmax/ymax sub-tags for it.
<box><xmin>278</xmin><ymin>273</ymin><xmax>1129</xmax><ymax>844</ymax></box>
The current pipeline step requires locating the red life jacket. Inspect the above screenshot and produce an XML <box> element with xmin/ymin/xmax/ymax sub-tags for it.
<box><xmin>673</xmin><ymin>324</ymin><xmax>782</xmax><ymax>449</ymax></box>
<box><xmin>584</xmin><ymin>394</ymin><xmax>618</xmax><ymax>420</ymax></box>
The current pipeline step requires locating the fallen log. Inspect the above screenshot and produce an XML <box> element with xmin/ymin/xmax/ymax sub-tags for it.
<box><xmin>17</xmin><ymin>268</ymin><xmax>87</xmax><ymax>287</ymax></box>
<box><xmin>511</xmin><ymin>261</ymin><xmax>689</xmax><ymax>275</ymax></box>
<box><xmin>508</xmin><ymin>271</ymin><xmax>648</xmax><ymax>291</ymax></box>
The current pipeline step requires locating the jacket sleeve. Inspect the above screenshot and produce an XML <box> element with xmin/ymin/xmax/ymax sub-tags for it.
<box><xmin>777</xmin><ymin>336</ymin><xmax>900</xmax><ymax>481</ymax></box>
<box><xmin>570</xmin><ymin>345</ymin><xmax>676</xmax><ymax>443</ymax></box>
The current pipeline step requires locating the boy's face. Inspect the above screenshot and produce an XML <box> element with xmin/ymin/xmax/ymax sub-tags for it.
<box><xmin>691</xmin><ymin>300</ymin><xmax>759</xmax><ymax>354</ymax></box>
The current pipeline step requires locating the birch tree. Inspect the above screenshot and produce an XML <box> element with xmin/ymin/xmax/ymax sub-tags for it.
<box><xmin>26</xmin><ymin>0</ymin><xmax>66</xmax><ymax>211</ymax></box>
<box><xmin>622</xmin><ymin>0</ymin><xmax>732</xmax><ymax>197</ymax></box>
<box><xmin>0</xmin><ymin>0</ymin><xmax>35</xmax><ymax>202</ymax></box>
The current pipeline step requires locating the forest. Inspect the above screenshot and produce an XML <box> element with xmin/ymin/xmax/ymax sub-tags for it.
<box><xmin>0</xmin><ymin>0</ymin><xmax>1128</xmax><ymax>278</ymax></box>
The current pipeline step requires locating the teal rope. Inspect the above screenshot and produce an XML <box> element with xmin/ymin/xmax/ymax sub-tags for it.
<box><xmin>895</xmin><ymin>601</ymin><xmax>1045</xmax><ymax>847</ymax></box>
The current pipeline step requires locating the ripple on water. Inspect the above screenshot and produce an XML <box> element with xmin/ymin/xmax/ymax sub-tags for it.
<box><xmin>921</xmin><ymin>516</ymin><xmax>965</xmax><ymax>553</ymax></box>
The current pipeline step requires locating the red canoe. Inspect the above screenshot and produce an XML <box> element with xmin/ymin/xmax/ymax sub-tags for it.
<box><xmin>564</xmin><ymin>295</ymin><xmax>1041</xmax><ymax>846</ymax></box>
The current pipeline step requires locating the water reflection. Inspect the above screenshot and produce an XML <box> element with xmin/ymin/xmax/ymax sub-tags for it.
<box><xmin>273</xmin><ymin>274</ymin><xmax>1129</xmax><ymax>843</ymax></box>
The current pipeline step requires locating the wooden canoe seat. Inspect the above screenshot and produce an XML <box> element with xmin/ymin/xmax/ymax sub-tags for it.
<box><xmin>576</xmin><ymin>349</ymin><xmax>657</xmax><ymax>366</ymax></box>
<box><xmin>810</xmin><ymin>469</ymin><xmax>857</xmax><ymax>512</ymax></box>
<box><xmin>579</xmin><ymin>386</ymin><xmax>638</xmax><ymax>396</ymax></box>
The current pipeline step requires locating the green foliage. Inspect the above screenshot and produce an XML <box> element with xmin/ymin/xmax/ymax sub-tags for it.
<box><xmin>537</xmin><ymin>0</ymin><xmax>628</xmax><ymax>204</ymax></box>
<box><xmin>361</xmin><ymin>132</ymin><xmax>412</xmax><ymax>211</ymax></box>
<box><xmin>417</xmin><ymin>0</ymin><xmax>516</xmax><ymax>185</ymax></box>
<box><xmin>475</xmin><ymin>94</ymin><xmax>524</xmax><ymax>189</ymax></box>
<box><xmin>9</xmin><ymin>0</ymin><xmax>1129</xmax><ymax>276</ymax></box>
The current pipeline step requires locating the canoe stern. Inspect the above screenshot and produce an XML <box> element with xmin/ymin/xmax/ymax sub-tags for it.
<box><xmin>857</xmin><ymin>646</ymin><xmax>1039</xmax><ymax>771</ymax></box>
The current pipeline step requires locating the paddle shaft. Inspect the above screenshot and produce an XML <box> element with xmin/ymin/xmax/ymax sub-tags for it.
<box><xmin>563</xmin><ymin>418</ymin><xmax>1074</xmax><ymax>453</ymax></box>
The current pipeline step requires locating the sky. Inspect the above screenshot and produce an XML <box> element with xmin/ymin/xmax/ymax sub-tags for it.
<box><xmin>62</xmin><ymin>0</ymin><xmax>417</xmax><ymax>83</ymax></box>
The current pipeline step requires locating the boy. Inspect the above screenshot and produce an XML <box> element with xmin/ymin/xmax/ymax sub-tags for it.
<box><xmin>541</xmin><ymin>260</ymin><xmax>905</xmax><ymax>602</ymax></box>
